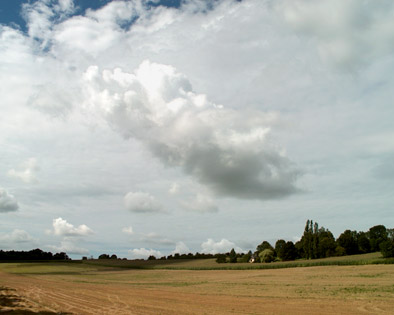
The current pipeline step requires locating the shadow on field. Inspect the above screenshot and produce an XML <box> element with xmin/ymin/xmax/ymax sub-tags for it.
<box><xmin>0</xmin><ymin>286</ymin><xmax>70</xmax><ymax>315</ymax></box>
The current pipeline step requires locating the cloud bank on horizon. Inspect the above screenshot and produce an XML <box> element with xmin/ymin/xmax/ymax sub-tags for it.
<box><xmin>1</xmin><ymin>0</ymin><xmax>393</xmax><ymax>258</ymax></box>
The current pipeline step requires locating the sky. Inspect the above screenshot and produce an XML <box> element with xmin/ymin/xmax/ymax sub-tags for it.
<box><xmin>0</xmin><ymin>0</ymin><xmax>393</xmax><ymax>259</ymax></box>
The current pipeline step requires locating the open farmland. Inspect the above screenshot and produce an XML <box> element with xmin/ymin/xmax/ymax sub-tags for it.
<box><xmin>82</xmin><ymin>252</ymin><xmax>393</xmax><ymax>270</ymax></box>
<box><xmin>1</xmin><ymin>259</ymin><xmax>394</xmax><ymax>314</ymax></box>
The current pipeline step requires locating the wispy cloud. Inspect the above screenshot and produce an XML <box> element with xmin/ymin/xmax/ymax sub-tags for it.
<box><xmin>0</xmin><ymin>229</ymin><xmax>35</xmax><ymax>244</ymax></box>
<box><xmin>8</xmin><ymin>158</ymin><xmax>39</xmax><ymax>184</ymax></box>
<box><xmin>124</xmin><ymin>191</ymin><xmax>163</xmax><ymax>213</ymax></box>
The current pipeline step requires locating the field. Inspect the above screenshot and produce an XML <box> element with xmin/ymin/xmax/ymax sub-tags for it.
<box><xmin>1</xmin><ymin>254</ymin><xmax>394</xmax><ymax>314</ymax></box>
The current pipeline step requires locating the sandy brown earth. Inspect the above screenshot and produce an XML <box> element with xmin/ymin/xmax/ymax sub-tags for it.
<box><xmin>1</xmin><ymin>264</ymin><xmax>394</xmax><ymax>314</ymax></box>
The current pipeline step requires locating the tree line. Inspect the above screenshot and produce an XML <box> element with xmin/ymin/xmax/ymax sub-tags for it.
<box><xmin>97</xmin><ymin>220</ymin><xmax>393</xmax><ymax>263</ymax></box>
<box><xmin>97</xmin><ymin>252</ymin><xmax>224</xmax><ymax>261</ymax></box>
<box><xmin>0</xmin><ymin>248</ymin><xmax>70</xmax><ymax>261</ymax></box>
<box><xmin>216</xmin><ymin>220</ymin><xmax>394</xmax><ymax>263</ymax></box>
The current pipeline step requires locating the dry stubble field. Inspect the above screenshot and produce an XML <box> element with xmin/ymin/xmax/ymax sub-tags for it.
<box><xmin>0</xmin><ymin>262</ymin><xmax>394</xmax><ymax>314</ymax></box>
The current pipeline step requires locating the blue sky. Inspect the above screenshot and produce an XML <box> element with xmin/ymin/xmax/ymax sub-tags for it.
<box><xmin>0</xmin><ymin>0</ymin><xmax>182</xmax><ymax>31</ymax></box>
<box><xmin>0</xmin><ymin>0</ymin><xmax>393</xmax><ymax>259</ymax></box>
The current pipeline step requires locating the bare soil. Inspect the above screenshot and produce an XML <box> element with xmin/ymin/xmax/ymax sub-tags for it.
<box><xmin>1</xmin><ymin>264</ymin><xmax>393</xmax><ymax>314</ymax></box>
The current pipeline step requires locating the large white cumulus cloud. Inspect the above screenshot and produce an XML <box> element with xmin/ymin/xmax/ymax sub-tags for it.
<box><xmin>83</xmin><ymin>61</ymin><xmax>300</xmax><ymax>199</ymax></box>
<box><xmin>201</xmin><ymin>238</ymin><xmax>243</xmax><ymax>254</ymax></box>
<box><xmin>0</xmin><ymin>0</ymin><xmax>302</xmax><ymax>201</ymax></box>
<box><xmin>50</xmin><ymin>217</ymin><xmax>93</xmax><ymax>237</ymax></box>
<box><xmin>129</xmin><ymin>247</ymin><xmax>162</xmax><ymax>259</ymax></box>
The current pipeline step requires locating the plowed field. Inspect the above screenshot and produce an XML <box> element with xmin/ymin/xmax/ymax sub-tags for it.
<box><xmin>1</xmin><ymin>263</ymin><xmax>393</xmax><ymax>314</ymax></box>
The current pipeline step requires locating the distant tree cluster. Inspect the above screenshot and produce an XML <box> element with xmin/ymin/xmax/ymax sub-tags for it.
<box><xmin>152</xmin><ymin>252</ymin><xmax>222</xmax><ymax>261</ymax></box>
<box><xmin>98</xmin><ymin>254</ymin><xmax>118</xmax><ymax>259</ymax></box>
<box><xmin>164</xmin><ymin>252</ymin><xmax>217</xmax><ymax>260</ymax></box>
<box><xmin>214</xmin><ymin>249</ymin><xmax>253</xmax><ymax>264</ymax></box>
<box><xmin>247</xmin><ymin>220</ymin><xmax>394</xmax><ymax>263</ymax></box>
<box><xmin>0</xmin><ymin>248</ymin><xmax>69</xmax><ymax>261</ymax></box>
<box><xmin>140</xmin><ymin>221</ymin><xmax>393</xmax><ymax>264</ymax></box>
<box><xmin>213</xmin><ymin>220</ymin><xmax>393</xmax><ymax>264</ymax></box>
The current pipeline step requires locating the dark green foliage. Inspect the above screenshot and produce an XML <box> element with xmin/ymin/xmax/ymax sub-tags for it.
<box><xmin>216</xmin><ymin>254</ymin><xmax>226</xmax><ymax>263</ymax></box>
<box><xmin>337</xmin><ymin>230</ymin><xmax>359</xmax><ymax>255</ymax></box>
<box><xmin>300</xmin><ymin>220</ymin><xmax>335</xmax><ymax>259</ymax></box>
<box><xmin>53</xmin><ymin>252</ymin><xmax>70</xmax><ymax>260</ymax></box>
<box><xmin>356</xmin><ymin>231</ymin><xmax>371</xmax><ymax>253</ymax></box>
<box><xmin>100</xmin><ymin>253</ymin><xmax>121</xmax><ymax>260</ymax></box>
<box><xmin>335</xmin><ymin>245</ymin><xmax>346</xmax><ymax>256</ymax></box>
<box><xmin>369</xmin><ymin>225</ymin><xmax>388</xmax><ymax>252</ymax></box>
<box><xmin>256</xmin><ymin>241</ymin><xmax>274</xmax><ymax>253</ymax></box>
<box><xmin>301</xmin><ymin>219</ymin><xmax>316</xmax><ymax>259</ymax></box>
<box><xmin>229</xmin><ymin>248</ymin><xmax>237</xmax><ymax>263</ymax></box>
<box><xmin>259</xmin><ymin>249</ymin><xmax>275</xmax><ymax>263</ymax></box>
<box><xmin>380</xmin><ymin>240</ymin><xmax>394</xmax><ymax>258</ymax></box>
<box><xmin>318</xmin><ymin>231</ymin><xmax>336</xmax><ymax>258</ymax></box>
<box><xmin>0</xmin><ymin>249</ymin><xmax>69</xmax><ymax>261</ymax></box>
<box><xmin>387</xmin><ymin>228</ymin><xmax>394</xmax><ymax>241</ymax></box>
<box><xmin>275</xmin><ymin>239</ymin><xmax>286</xmax><ymax>260</ymax></box>
<box><xmin>168</xmin><ymin>252</ymin><xmax>214</xmax><ymax>260</ymax></box>
<box><xmin>99</xmin><ymin>254</ymin><xmax>110</xmax><ymax>259</ymax></box>
<box><xmin>295</xmin><ymin>240</ymin><xmax>304</xmax><ymax>258</ymax></box>
<box><xmin>281</xmin><ymin>241</ymin><xmax>297</xmax><ymax>261</ymax></box>
<box><xmin>147</xmin><ymin>255</ymin><xmax>156</xmax><ymax>260</ymax></box>
<box><xmin>239</xmin><ymin>250</ymin><xmax>252</xmax><ymax>263</ymax></box>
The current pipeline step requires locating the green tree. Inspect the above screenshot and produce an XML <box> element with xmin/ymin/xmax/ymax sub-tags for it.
<box><xmin>256</xmin><ymin>241</ymin><xmax>274</xmax><ymax>253</ymax></box>
<box><xmin>387</xmin><ymin>228</ymin><xmax>394</xmax><ymax>241</ymax></box>
<box><xmin>282</xmin><ymin>241</ymin><xmax>297</xmax><ymax>261</ymax></box>
<box><xmin>369</xmin><ymin>225</ymin><xmax>388</xmax><ymax>252</ymax></box>
<box><xmin>337</xmin><ymin>230</ymin><xmax>358</xmax><ymax>255</ymax></box>
<box><xmin>302</xmin><ymin>219</ymin><xmax>313</xmax><ymax>259</ymax></box>
<box><xmin>356</xmin><ymin>231</ymin><xmax>371</xmax><ymax>253</ymax></box>
<box><xmin>295</xmin><ymin>240</ymin><xmax>304</xmax><ymax>258</ymax></box>
<box><xmin>98</xmin><ymin>254</ymin><xmax>110</xmax><ymax>259</ymax></box>
<box><xmin>301</xmin><ymin>219</ymin><xmax>320</xmax><ymax>259</ymax></box>
<box><xmin>259</xmin><ymin>249</ymin><xmax>275</xmax><ymax>263</ymax></box>
<box><xmin>229</xmin><ymin>248</ymin><xmax>237</xmax><ymax>263</ymax></box>
<box><xmin>335</xmin><ymin>245</ymin><xmax>346</xmax><ymax>256</ymax></box>
<box><xmin>317</xmin><ymin>228</ymin><xmax>336</xmax><ymax>258</ymax></box>
<box><xmin>216</xmin><ymin>254</ymin><xmax>226</xmax><ymax>263</ymax></box>
<box><xmin>275</xmin><ymin>239</ymin><xmax>286</xmax><ymax>260</ymax></box>
<box><xmin>53</xmin><ymin>252</ymin><xmax>69</xmax><ymax>260</ymax></box>
<box><xmin>312</xmin><ymin>221</ymin><xmax>319</xmax><ymax>258</ymax></box>
<box><xmin>380</xmin><ymin>240</ymin><xmax>394</xmax><ymax>258</ymax></box>
<box><xmin>240</xmin><ymin>250</ymin><xmax>252</xmax><ymax>263</ymax></box>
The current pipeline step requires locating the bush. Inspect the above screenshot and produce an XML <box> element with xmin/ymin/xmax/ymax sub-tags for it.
<box><xmin>216</xmin><ymin>254</ymin><xmax>226</xmax><ymax>263</ymax></box>
<box><xmin>380</xmin><ymin>240</ymin><xmax>394</xmax><ymax>258</ymax></box>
